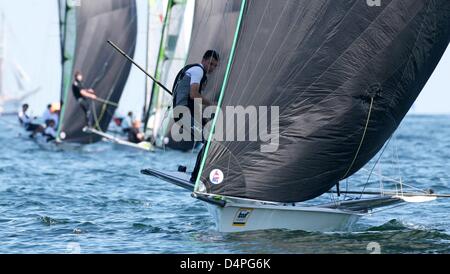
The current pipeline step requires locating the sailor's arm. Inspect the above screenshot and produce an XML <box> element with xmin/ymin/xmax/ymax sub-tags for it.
<box><xmin>190</xmin><ymin>84</ymin><xmax>211</xmax><ymax>106</ymax></box>
<box><xmin>81</xmin><ymin>88</ymin><xmax>97</xmax><ymax>99</ymax></box>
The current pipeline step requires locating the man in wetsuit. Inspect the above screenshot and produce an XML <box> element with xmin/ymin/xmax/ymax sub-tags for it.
<box><xmin>171</xmin><ymin>50</ymin><xmax>220</xmax><ymax>183</ymax></box>
<box><xmin>72</xmin><ymin>71</ymin><xmax>97</xmax><ymax>127</ymax></box>
<box><xmin>128</xmin><ymin>120</ymin><xmax>145</xmax><ymax>144</ymax></box>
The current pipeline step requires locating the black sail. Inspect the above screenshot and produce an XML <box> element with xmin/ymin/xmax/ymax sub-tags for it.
<box><xmin>186</xmin><ymin>0</ymin><xmax>242</xmax><ymax>101</ymax></box>
<box><xmin>58</xmin><ymin>0</ymin><xmax>137</xmax><ymax>144</ymax></box>
<box><xmin>199</xmin><ymin>0</ymin><xmax>450</xmax><ymax>203</ymax></box>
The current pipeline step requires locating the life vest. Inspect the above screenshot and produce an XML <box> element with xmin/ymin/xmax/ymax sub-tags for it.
<box><xmin>172</xmin><ymin>64</ymin><xmax>207</xmax><ymax>111</ymax></box>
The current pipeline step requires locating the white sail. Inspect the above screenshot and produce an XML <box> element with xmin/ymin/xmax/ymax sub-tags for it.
<box><xmin>147</xmin><ymin>0</ymin><xmax>195</xmax><ymax>144</ymax></box>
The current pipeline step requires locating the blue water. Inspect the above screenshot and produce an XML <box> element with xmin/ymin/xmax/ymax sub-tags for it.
<box><xmin>0</xmin><ymin>115</ymin><xmax>449</xmax><ymax>254</ymax></box>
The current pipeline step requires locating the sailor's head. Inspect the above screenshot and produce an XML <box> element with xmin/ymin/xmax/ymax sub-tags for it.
<box><xmin>202</xmin><ymin>50</ymin><xmax>220</xmax><ymax>74</ymax></box>
<box><xmin>128</xmin><ymin>111</ymin><xmax>133</xmax><ymax>118</ymax></box>
<box><xmin>22</xmin><ymin>104</ymin><xmax>29</xmax><ymax>112</ymax></box>
<box><xmin>48</xmin><ymin>119</ymin><xmax>56</xmax><ymax>128</ymax></box>
<box><xmin>74</xmin><ymin>71</ymin><xmax>83</xmax><ymax>82</ymax></box>
<box><xmin>47</xmin><ymin>104</ymin><xmax>52</xmax><ymax>110</ymax></box>
<box><xmin>132</xmin><ymin>119</ymin><xmax>141</xmax><ymax>129</ymax></box>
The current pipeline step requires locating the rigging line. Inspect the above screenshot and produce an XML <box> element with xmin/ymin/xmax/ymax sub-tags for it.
<box><xmin>194</xmin><ymin>0</ymin><xmax>247</xmax><ymax>192</ymax></box>
<box><xmin>95</xmin><ymin>52</ymin><xmax>135</xmax><ymax>130</ymax></box>
<box><xmin>359</xmin><ymin>135</ymin><xmax>393</xmax><ymax>199</ymax></box>
<box><xmin>342</xmin><ymin>97</ymin><xmax>375</xmax><ymax>180</ymax></box>
<box><xmin>370</xmin><ymin>203</ymin><xmax>408</xmax><ymax>215</ymax></box>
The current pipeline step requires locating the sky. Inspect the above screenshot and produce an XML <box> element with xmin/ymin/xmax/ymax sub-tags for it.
<box><xmin>0</xmin><ymin>0</ymin><xmax>449</xmax><ymax>117</ymax></box>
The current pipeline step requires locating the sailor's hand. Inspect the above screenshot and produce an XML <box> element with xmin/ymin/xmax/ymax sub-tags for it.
<box><xmin>86</xmin><ymin>93</ymin><xmax>97</xmax><ymax>100</ymax></box>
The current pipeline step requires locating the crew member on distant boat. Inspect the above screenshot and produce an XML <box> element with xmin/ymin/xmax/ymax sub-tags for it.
<box><xmin>44</xmin><ymin>102</ymin><xmax>61</xmax><ymax>128</ymax></box>
<box><xmin>128</xmin><ymin>120</ymin><xmax>145</xmax><ymax>144</ymax></box>
<box><xmin>42</xmin><ymin>104</ymin><xmax>52</xmax><ymax>125</ymax></box>
<box><xmin>171</xmin><ymin>50</ymin><xmax>220</xmax><ymax>183</ymax></box>
<box><xmin>122</xmin><ymin>111</ymin><xmax>134</xmax><ymax>134</ymax></box>
<box><xmin>72</xmin><ymin>71</ymin><xmax>97</xmax><ymax>127</ymax></box>
<box><xmin>43</xmin><ymin>119</ymin><xmax>57</xmax><ymax>142</ymax></box>
<box><xmin>18</xmin><ymin>104</ymin><xmax>44</xmax><ymax>137</ymax></box>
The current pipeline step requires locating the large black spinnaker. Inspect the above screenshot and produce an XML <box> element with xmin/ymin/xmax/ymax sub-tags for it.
<box><xmin>58</xmin><ymin>0</ymin><xmax>137</xmax><ymax>144</ymax></box>
<box><xmin>195</xmin><ymin>0</ymin><xmax>450</xmax><ymax>203</ymax></box>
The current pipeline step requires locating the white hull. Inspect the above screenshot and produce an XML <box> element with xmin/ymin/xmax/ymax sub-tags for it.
<box><xmin>84</xmin><ymin>127</ymin><xmax>153</xmax><ymax>152</ymax></box>
<box><xmin>204</xmin><ymin>198</ymin><xmax>362</xmax><ymax>233</ymax></box>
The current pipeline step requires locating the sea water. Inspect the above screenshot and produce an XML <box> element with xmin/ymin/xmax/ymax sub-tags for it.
<box><xmin>0</xmin><ymin>115</ymin><xmax>449</xmax><ymax>254</ymax></box>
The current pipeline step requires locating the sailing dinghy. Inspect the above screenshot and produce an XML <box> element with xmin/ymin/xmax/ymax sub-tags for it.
<box><xmin>56</xmin><ymin>0</ymin><xmax>137</xmax><ymax>145</ymax></box>
<box><xmin>83</xmin><ymin>127</ymin><xmax>154</xmax><ymax>152</ymax></box>
<box><xmin>142</xmin><ymin>0</ymin><xmax>450</xmax><ymax>232</ymax></box>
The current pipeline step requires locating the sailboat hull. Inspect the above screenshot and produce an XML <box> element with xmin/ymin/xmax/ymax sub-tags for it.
<box><xmin>205</xmin><ymin>202</ymin><xmax>362</xmax><ymax>233</ymax></box>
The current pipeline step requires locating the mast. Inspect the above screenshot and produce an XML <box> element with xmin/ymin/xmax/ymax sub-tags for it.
<box><xmin>57</xmin><ymin>0</ymin><xmax>66</xmax><ymax>101</ymax></box>
<box><xmin>56</xmin><ymin>0</ymin><xmax>78</xmax><ymax>139</ymax></box>
<box><xmin>143</xmin><ymin>0</ymin><xmax>174</xmax><ymax>133</ymax></box>
<box><xmin>145</xmin><ymin>0</ymin><xmax>194</xmax><ymax>146</ymax></box>
<box><xmin>143</xmin><ymin>0</ymin><xmax>152</xmax><ymax>118</ymax></box>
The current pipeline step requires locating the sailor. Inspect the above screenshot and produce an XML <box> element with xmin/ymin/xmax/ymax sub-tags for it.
<box><xmin>42</xmin><ymin>104</ymin><xmax>52</xmax><ymax>125</ymax></box>
<box><xmin>171</xmin><ymin>50</ymin><xmax>220</xmax><ymax>183</ymax></box>
<box><xmin>18</xmin><ymin>104</ymin><xmax>43</xmax><ymax>136</ymax></box>
<box><xmin>49</xmin><ymin>102</ymin><xmax>60</xmax><ymax>128</ymax></box>
<box><xmin>172</xmin><ymin>50</ymin><xmax>219</xmax><ymax>119</ymax></box>
<box><xmin>128</xmin><ymin>120</ymin><xmax>145</xmax><ymax>144</ymax></box>
<box><xmin>121</xmin><ymin>111</ymin><xmax>134</xmax><ymax>134</ymax></box>
<box><xmin>43</xmin><ymin>119</ymin><xmax>57</xmax><ymax>142</ymax></box>
<box><xmin>72</xmin><ymin>71</ymin><xmax>97</xmax><ymax>127</ymax></box>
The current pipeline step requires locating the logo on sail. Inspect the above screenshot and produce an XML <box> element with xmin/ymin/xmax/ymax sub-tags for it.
<box><xmin>209</xmin><ymin>169</ymin><xmax>224</xmax><ymax>185</ymax></box>
<box><xmin>233</xmin><ymin>208</ymin><xmax>253</xmax><ymax>227</ymax></box>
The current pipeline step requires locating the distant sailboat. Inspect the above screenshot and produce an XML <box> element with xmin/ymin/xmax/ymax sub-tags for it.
<box><xmin>0</xmin><ymin>13</ymin><xmax>40</xmax><ymax>115</ymax></box>
<box><xmin>143</xmin><ymin>0</ymin><xmax>450</xmax><ymax>232</ymax></box>
<box><xmin>143</xmin><ymin>0</ymin><xmax>195</xmax><ymax>151</ymax></box>
<box><xmin>79</xmin><ymin>0</ymin><xmax>157</xmax><ymax>151</ymax></box>
<box><xmin>56</xmin><ymin>0</ymin><xmax>138</xmax><ymax>144</ymax></box>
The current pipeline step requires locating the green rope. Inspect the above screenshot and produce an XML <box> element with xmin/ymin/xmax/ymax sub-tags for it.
<box><xmin>194</xmin><ymin>0</ymin><xmax>247</xmax><ymax>193</ymax></box>
<box><xmin>342</xmin><ymin>97</ymin><xmax>375</xmax><ymax>179</ymax></box>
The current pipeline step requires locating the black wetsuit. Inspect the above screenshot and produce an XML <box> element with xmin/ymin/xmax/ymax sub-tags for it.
<box><xmin>128</xmin><ymin>128</ymin><xmax>142</xmax><ymax>144</ymax></box>
<box><xmin>72</xmin><ymin>80</ymin><xmax>92</xmax><ymax>127</ymax></box>
<box><xmin>172</xmin><ymin>64</ymin><xmax>207</xmax><ymax>123</ymax></box>
<box><xmin>172</xmin><ymin>64</ymin><xmax>209</xmax><ymax>183</ymax></box>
